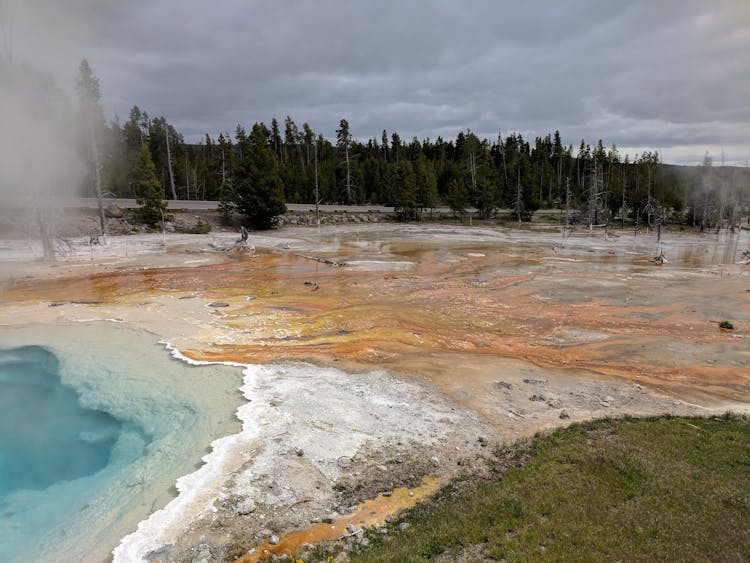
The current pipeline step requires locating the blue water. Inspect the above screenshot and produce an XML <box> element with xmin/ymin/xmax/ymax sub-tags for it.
<box><xmin>0</xmin><ymin>324</ymin><xmax>243</xmax><ymax>563</ymax></box>
<box><xmin>0</xmin><ymin>346</ymin><xmax>124</xmax><ymax>498</ymax></box>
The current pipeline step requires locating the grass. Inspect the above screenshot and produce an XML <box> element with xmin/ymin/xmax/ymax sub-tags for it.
<box><xmin>315</xmin><ymin>414</ymin><xmax>750</xmax><ymax>562</ymax></box>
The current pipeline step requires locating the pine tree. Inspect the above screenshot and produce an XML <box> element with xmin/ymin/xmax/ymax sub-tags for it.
<box><xmin>133</xmin><ymin>144</ymin><xmax>166</xmax><ymax>227</ymax></box>
<box><xmin>233</xmin><ymin>123</ymin><xmax>286</xmax><ymax>229</ymax></box>
<box><xmin>415</xmin><ymin>154</ymin><xmax>438</xmax><ymax>213</ymax></box>
<box><xmin>392</xmin><ymin>161</ymin><xmax>418</xmax><ymax>220</ymax></box>
<box><xmin>445</xmin><ymin>178</ymin><xmax>469</xmax><ymax>219</ymax></box>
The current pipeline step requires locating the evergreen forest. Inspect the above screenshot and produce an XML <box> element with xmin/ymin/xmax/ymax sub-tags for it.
<box><xmin>101</xmin><ymin>107</ymin><xmax>749</xmax><ymax>230</ymax></box>
<box><xmin>6</xmin><ymin>56</ymin><xmax>749</xmax><ymax>231</ymax></box>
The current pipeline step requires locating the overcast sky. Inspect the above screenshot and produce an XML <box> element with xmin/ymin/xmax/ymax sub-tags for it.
<box><xmin>3</xmin><ymin>0</ymin><xmax>749</xmax><ymax>165</ymax></box>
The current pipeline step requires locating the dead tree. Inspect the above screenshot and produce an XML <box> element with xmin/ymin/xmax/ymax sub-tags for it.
<box><xmin>165</xmin><ymin>126</ymin><xmax>177</xmax><ymax>200</ymax></box>
<box><xmin>336</xmin><ymin>119</ymin><xmax>355</xmax><ymax>203</ymax></box>
<box><xmin>314</xmin><ymin>138</ymin><xmax>321</xmax><ymax>226</ymax></box>
<box><xmin>36</xmin><ymin>208</ymin><xmax>55</xmax><ymax>260</ymax></box>
<box><xmin>587</xmin><ymin>159</ymin><xmax>606</xmax><ymax>230</ymax></box>
<box><xmin>512</xmin><ymin>168</ymin><xmax>524</xmax><ymax>223</ymax></box>
<box><xmin>76</xmin><ymin>60</ymin><xmax>109</xmax><ymax>239</ymax></box>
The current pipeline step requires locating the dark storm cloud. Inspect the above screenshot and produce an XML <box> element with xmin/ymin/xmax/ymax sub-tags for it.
<box><xmin>6</xmin><ymin>0</ymin><xmax>748</xmax><ymax>164</ymax></box>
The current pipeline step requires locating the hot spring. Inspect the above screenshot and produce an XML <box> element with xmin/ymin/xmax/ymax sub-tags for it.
<box><xmin>0</xmin><ymin>322</ymin><xmax>243</xmax><ymax>563</ymax></box>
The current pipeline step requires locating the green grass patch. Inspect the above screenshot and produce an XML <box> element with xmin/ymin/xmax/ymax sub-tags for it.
<box><xmin>342</xmin><ymin>414</ymin><xmax>750</xmax><ymax>562</ymax></box>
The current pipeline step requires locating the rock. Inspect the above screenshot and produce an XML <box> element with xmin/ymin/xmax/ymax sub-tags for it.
<box><xmin>191</xmin><ymin>543</ymin><xmax>213</xmax><ymax>563</ymax></box>
<box><xmin>493</xmin><ymin>381</ymin><xmax>513</xmax><ymax>391</ymax></box>
<box><xmin>385</xmin><ymin>514</ymin><xmax>392</xmax><ymax>523</ymax></box>
<box><xmin>382</xmin><ymin>490</ymin><xmax>393</xmax><ymax>497</ymax></box>
<box><xmin>430</xmin><ymin>456</ymin><xmax>440</xmax><ymax>467</ymax></box>
<box><xmin>530</xmin><ymin>393</ymin><xmax>546</xmax><ymax>402</ymax></box>
<box><xmin>207</xmin><ymin>302</ymin><xmax>229</xmax><ymax>308</ymax></box>
<box><xmin>346</xmin><ymin>524</ymin><xmax>358</xmax><ymax>534</ymax></box>
<box><xmin>259</xmin><ymin>528</ymin><xmax>273</xmax><ymax>538</ymax></box>
<box><xmin>294</xmin><ymin>447</ymin><xmax>304</xmax><ymax>457</ymax></box>
<box><xmin>360</xmin><ymin>537</ymin><xmax>370</xmax><ymax>546</ymax></box>
<box><xmin>523</xmin><ymin>378</ymin><xmax>547</xmax><ymax>386</ymax></box>
<box><xmin>477</xmin><ymin>436</ymin><xmax>488</xmax><ymax>447</ymax></box>
<box><xmin>559</xmin><ymin>410</ymin><xmax>570</xmax><ymax>419</ymax></box>
<box><xmin>546</xmin><ymin>398</ymin><xmax>562</xmax><ymax>408</ymax></box>
<box><xmin>236</xmin><ymin>497</ymin><xmax>256</xmax><ymax>515</ymax></box>
<box><xmin>269</xmin><ymin>534</ymin><xmax>279</xmax><ymax>546</ymax></box>
<box><xmin>337</xmin><ymin>456</ymin><xmax>352</xmax><ymax>468</ymax></box>
<box><xmin>399</xmin><ymin>522</ymin><xmax>411</xmax><ymax>531</ymax></box>
<box><xmin>246</xmin><ymin>295</ymin><xmax>257</xmax><ymax>301</ymax></box>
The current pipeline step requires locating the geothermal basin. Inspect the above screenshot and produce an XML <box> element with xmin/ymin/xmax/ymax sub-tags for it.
<box><xmin>0</xmin><ymin>223</ymin><xmax>748</xmax><ymax>562</ymax></box>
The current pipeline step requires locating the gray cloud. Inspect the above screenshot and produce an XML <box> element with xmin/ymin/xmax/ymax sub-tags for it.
<box><xmin>4</xmin><ymin>0</ymin><xmax>749</xmax><ymax>164</ymax></box>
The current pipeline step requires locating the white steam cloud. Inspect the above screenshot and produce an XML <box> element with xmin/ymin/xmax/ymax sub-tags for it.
<box><xmin>0</xmin><ymin>0</ymin><xmax>93</xmax><ymax>246</ymax></box>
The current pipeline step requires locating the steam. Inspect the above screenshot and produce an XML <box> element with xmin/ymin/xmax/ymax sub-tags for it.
<box><xmin>0</xmin><ymin>60</ymin><xmax>83</xmax><ymax>204</ymax></box>
<box><xmin>0</xmin><ymin>1</ymin><xmax>89</xmax><ymax>250</ymax></box>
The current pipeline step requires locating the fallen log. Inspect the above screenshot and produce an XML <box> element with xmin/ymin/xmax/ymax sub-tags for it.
<box><xmin>295</xmin><ymin>254</ymin><xmax>346</xmax><ymax>267</ymax></box>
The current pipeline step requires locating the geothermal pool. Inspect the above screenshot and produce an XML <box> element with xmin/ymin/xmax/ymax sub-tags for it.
<box><xmin>0</xmin><ymin>323</ymin><xmax>242</xmax><ymax>563</ymax></box>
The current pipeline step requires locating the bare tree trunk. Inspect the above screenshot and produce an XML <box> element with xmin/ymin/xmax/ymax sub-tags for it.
<box><xmin>657</xmin><ymin>211</ymin><xmax>662</xmax><ymax>243</ymax></box>
<box><xmin>501</xmin><ymin>144</ymin><xmax>509</xmax><ymax>188</ymax></box>
<box><xmin>314</xmin><ymin>140</ymin><xmax>320</xmax><ymax>226</ymax></box>
<box><xmin>221</xmin><ymin>149</ymin><xmax>226</xmax><ymax>185</ymax></box>
<box><xmin>166</xmin><ymin>127</ymin><xmax>177</xmax><ymax>200</ymax></box>
<box><xmin>621</xmin><ymin>163</ymin><xmax>626</xmax><ymax>229</ymax></box>
<box><xmin>193</xmin><ymin>167</ymin><xmax>198</xmax><ymax>202</ymax></box>
<box><xmin>516</xmin><ymin>168</ymin><xmax>523</xmax><ymax>223</ymax></box>
<box><xmin>538</xmin><ymin>162</ymin><xmax>542</xmax><ymax>203</ymax></box>
<box><xmin>36</xmin><ymin>207</ymin><xmax>55</xmax><ymax>260</ymax></box>
<box><xmin>647</xmin><ymin>166</ymin><xmax>653</xmax><ymax>231</ymax></box>
<box><xmin>185</xmin><ymin>158</ymin><xmax>190</xmax><ymax>200</ymax></box>
<box><xmin>561</xmin><ymin>176</ymin><xmax>570</xmax><ymax>246</ymax></box>
<box><xmin>88</xmin><ymin>119</ymin><xmax>108</xmax><ymax>238</ymax></box>
<box><xmin>344</xmin><ymin>144</ymin><xmax>352</xmax><ymax>203</ymax></box>
<box><xmin>469</xmin><ymin>151</ymin><xmax>477</xmax><ymax>195</ymax></box>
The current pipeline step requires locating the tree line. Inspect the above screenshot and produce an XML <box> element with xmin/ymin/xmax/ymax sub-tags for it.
<box><xmin>71</xmin><ymin>61</ymin><xmax>750</xmax><ymax>231</ymax></box>
<box><xmin>95</xmin><ymin>106</ymin><xmax>750</xmax><ymax>232</ymax></box>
